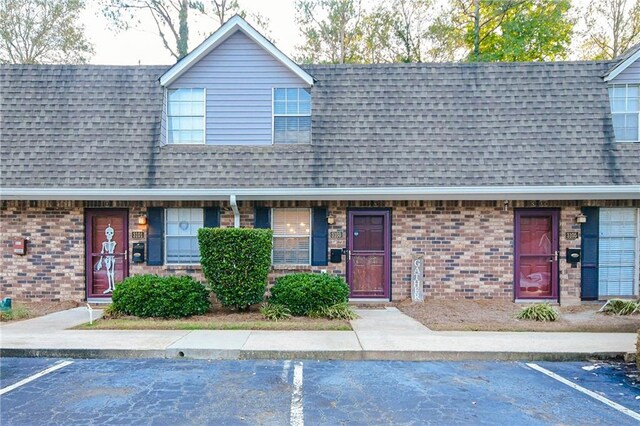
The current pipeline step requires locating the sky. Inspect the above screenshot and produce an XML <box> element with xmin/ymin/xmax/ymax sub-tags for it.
<box><xmin>83</xmin><ymin>0</ymin><xmax>301</xmax><ymax>65</ymax></box>
<box><xmin>82</xmin><ymin>0</ymin><xmax>592</xmax><ymax>65</ymax></box>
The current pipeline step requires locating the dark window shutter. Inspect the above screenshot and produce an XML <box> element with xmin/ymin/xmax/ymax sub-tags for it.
<box><xmin>581</xmin><ymin>207</ymin><xmax>599</xmax><ymax>300</ymax></box>
<box><xmin>204</xmin><ymin>207</ymin><xmax>220</xmax><ymax>228</ymax></box>
<box><xmin>147</xmin><ymin>207</ymin><xmax>164</xmax><ymax>266</ymax></box>
<box><xmin>254</xmin><ymin>207</ymin><xmax>271</xmax><ymax>229</ymax></box>
<box><xmin>311</xmin><ymin>207</ymin><xmax>328</xmax><ymax>266</ymax></box>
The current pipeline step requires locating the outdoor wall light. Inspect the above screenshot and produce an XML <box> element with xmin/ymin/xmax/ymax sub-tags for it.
<box><xmin>575</xmin><ymin>213</ymin><xmax>587</xmax><ymax>224</ymax></box>
<box><xmin>138</xmin><ymin>216</ymin><xmax>147</xmax><ymax>226</ymax></box>
<box><xmin>327</xmin><ymin>214</ymin><xmax>336</xmax><ymax>225</ymax></box>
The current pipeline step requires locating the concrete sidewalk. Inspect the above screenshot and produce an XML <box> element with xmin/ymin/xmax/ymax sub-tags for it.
<box><xmin>0</xmin><ymin>307</ymin><xmax>636</xmax><ymax>361</ymax></box>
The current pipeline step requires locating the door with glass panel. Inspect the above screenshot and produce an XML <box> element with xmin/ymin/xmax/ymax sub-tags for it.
<box><xmin>514</xmin><ymin>209</ymin><xmax>560</xmax><ymax>300</ymax></box>
<box><xmin>599</xmin><ymin>208</ymin><xmax>639</xmax><ymax>297</ymax></box>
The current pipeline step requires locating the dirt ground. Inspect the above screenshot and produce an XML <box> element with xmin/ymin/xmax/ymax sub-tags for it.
<box><xmin>397</xmin><ymin>299</ymin><xmax>640</xmax><ymax>332</ymax></box>
<box><xmin>0</xmin><ymin>300</ymin><xmax>82</xmax><ymax>322</ymax></box>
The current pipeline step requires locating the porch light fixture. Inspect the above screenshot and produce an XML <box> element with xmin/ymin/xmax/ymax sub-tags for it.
<box><xmin>575</xmin><ymin>213</ymin><xmax>587</xmax><ymax>224</ymax></box>
<box><xmin>327</xmin><ymin>214</ymin><xmax>336</xmax><ymax>225</ymax></box>
<box><xmin>138</xmin><ymin>216</ymin><xmax>147</xmax><ymax>226</ymax></box>
<box><xmin>503</xmin><ymin>201</ymin><xmax>509</xmax><ymax>212</ymax></box>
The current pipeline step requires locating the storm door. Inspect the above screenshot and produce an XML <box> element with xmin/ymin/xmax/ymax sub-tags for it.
<box><xmin>85</xmin><ymin>209</ymin><xmax>129</xmax><ymax>299</ymax></box>
<box><xmin>347</xmin><ymin>210</ymin><xmax>391</xmax><ymax>299</ymax></box>
<box><xmin>514</xmin><ymin>209</ymin><xmax>559</xmax><ymax>300</ymax></box>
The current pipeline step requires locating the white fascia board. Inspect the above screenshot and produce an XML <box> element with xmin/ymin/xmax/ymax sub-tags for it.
<box><xmin>2</xmin><ymin>186</ymin><xmax>639</xmax><ymax>201</ymax></box>
<box><xmin>160</xmin><ymin>16</ymin><xmax>313</xmax><ymax>87</ymax></box>
<box><xmin>604</xmin><ymin>49</ymin><xmax>640</xmax><ymax>82</ymax></box>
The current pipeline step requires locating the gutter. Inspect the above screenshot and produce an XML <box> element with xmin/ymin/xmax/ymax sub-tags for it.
<box><xmin>229</xmin><ymin>195</ymin><xmax>240</xmax><ymax>228</ymax></box>
<box><xmin>1</xmin><ymin>185</ymin><xmax>639</xmax><ymax>201</ymax></box>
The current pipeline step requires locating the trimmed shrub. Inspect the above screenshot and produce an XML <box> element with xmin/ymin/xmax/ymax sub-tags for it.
<box><xmin>111</xmin><ymin>274</ymin><xmax>210</xmax><ymax>318</ymax></box>
<box><xmin>516</xmin><ymin>303</ymin><xmax>558</xmax><ymax>322</ymax></box>
<box><xmin>599</xmin><ymin>299</ymin><xmax>640</xmax><ymax>315</ymax></box>
<box><xmin>270</xmin><ymin>273</ymin><xmax>350</xmax><ymax>316</ymax></box>
<box><xmin>260</xmin><ymin>303</ymin><xmax>291</xmax><ymax>321</ymax></box>
<box><xmin>198</xmin><ymin>228</ymin><xmax>273</xmax><ymax>310</ymax></box>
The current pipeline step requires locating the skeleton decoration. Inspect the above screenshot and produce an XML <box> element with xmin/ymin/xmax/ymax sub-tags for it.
<box><xmin>95</xmin><ymin>224</ymin><xmax>117</xmax><ymax>294</ymax></box>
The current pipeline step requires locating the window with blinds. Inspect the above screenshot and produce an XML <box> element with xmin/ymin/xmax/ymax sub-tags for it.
<box><xmin>599</xmin><ymin>208</ymin><xmax>639</xmax><ymax>296</ymax></box>
<box><xmin>165</xmin><ymin>208</ymin><xmax>204</xmax><ymax>264</ymax></box>
<box><xmin>272</xmin><ymin>208</ymin><xmax>311</xmax><ymax>265</ymax></box>
<box><xmin>273</xmin><ymin>88</ymin><xmax>311</xmax><ymax>144</ymax></box>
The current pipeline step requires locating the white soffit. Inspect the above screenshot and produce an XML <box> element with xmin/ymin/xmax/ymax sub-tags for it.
<box><xmin>604</xmin><ymin>48</ymin><xmax>640</xmax><ymax>82</ymax></box>
<box><xmin>159</xmin><ymin>15</ymin><xmax>314</xmax><ymax>87</ymax></box>
<box><xmin>2</xmin><ymin>186</ymin><xmax>639</xmax><ymax>201</ymax></box>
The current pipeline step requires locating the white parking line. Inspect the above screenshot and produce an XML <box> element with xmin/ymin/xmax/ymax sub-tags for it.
<box><xmin>0</xmin><ymin>360</ymin><xmax>74</xmax><ymax>396</ymax></box>
<box><xmin>290</xmin><ymin>362</ymin><xmax>304</xmax><ymax>426</ymax></box>
<box><xmin>526</xmin><ymin>363</ymin><xmax>640</xmax><ymax>422</ymax></box>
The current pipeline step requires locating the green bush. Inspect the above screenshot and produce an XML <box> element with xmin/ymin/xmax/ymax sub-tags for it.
<box><xmin>260</xmin><ymin>303</ymin><xmax>292</xmax><ymax>321</ymax></box>
<box><xmin>599</xmin><ymin>299</ymin><xmax>640</xmax><ymax>315</ymax></box>
<box><xmin>310</xmin><ymin>302</ymin><xmax>358</xmax><ymax>320</ymax></box>
<box><xmin>516</xmin><ymin>303</ymin><xmax>558</xmax><ymax>322</ymax></box>
<box><xmin>198</xmin><ymin>228</ymin><xmax>273</xmax><ymax>310</ymax></box>
<box><xmin>270</xmin><ymin>273</ymin><xmax>350</xmax><ymax>316</ymax></box>
<box><xmin>111</xmin><ymin>274</ymin><xmax>210</xmax><ymax>318</ymax></box>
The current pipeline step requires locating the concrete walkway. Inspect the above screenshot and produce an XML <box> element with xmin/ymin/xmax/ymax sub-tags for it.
<box><xmin>0</xmin><ymin>307</ymin><xmax>636</xmax><ymax>361</ymax></box>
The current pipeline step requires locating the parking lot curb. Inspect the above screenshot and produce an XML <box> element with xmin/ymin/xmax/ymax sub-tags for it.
<box><xmin>0</xmin><ymin>347</ymin><xmax>628</xmax><ymax>362</ymax></box>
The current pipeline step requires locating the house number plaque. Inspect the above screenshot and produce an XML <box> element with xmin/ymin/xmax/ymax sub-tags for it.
<box><xmin>565</xmin><ymin>232</ymin><xmax>579</xmax><ymax>240</ymax></box>
<box><xmin>411</xmin><ymin>255</ymin><xmax>425</xmax><ymax>302</ymax></box>
<box><xmin>131</xmin><ymin>231</ymin><xmax>145</xmax><ymax>240</ymax></box>
<box><xmin>329</xmin><ymin>230</ymin><xmax>344</xmax><ymax>239</ymax></box>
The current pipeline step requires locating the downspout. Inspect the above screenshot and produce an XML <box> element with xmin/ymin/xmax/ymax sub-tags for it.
<box><xmin>229</xmin><ymin>194</ymin><xmax>240</xmax><ymax>228</ymax></box>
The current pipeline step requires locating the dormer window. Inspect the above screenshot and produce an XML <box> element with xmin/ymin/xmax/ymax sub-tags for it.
<box><xmin>167</xmin><ymin>88</ymin><xmax>205</xmax><ymax>144</ymax></box>
<box><xmin>609</xmin><ymin>84</ymin><xmax>639</xmax><ymax>142</ymax></box>
<box><xmin>273</xmin><ymin>88</ymin><xmax>311</xmax><ymax>144</ymax></box>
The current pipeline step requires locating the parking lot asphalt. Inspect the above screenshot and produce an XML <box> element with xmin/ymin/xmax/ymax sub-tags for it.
<box><xmin>1</xmin><ymin>358</ymin><xmax>638</xmax><ymax>425</ymax></box>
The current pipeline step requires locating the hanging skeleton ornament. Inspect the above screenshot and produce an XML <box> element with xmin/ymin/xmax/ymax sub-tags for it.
<box><xmin>95</xmin><ymin>224</ymin><xmax>117</xmax><ymax>294</ymax></box>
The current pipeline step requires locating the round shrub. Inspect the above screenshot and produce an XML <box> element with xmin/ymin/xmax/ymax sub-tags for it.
<box><xmin>112</xmin><ymin>274</ymin><xmax>210</xmax><ymax>318</ymax></box>
<box><xmin>270</xmin><ymin>273</ymin><xmax>350</xmax><ymax>316</ymax></box>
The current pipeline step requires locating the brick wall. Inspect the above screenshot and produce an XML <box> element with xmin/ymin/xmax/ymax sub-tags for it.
<box><xmin>2</xmin><ymin>199</ymin><xmax>638</xmax><ymax>303</ymax></box>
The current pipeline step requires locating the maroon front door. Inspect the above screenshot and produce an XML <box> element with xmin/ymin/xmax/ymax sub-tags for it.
<box><xmin>514</xmin><ymin>209</ymin><xmax>560</xmax><ymax>300</ymax></box>
<box><xmin>85</xmin><ymin>209</ymin><xmax>129</xmax><ymax>299</ymax></box>
<box><xmin>347</xmin><ymin>210</ymin><xmax>391</xmax><ymax>299</ymax></box>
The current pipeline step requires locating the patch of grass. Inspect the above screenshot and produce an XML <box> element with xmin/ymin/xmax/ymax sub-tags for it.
<box><xmin>260</xmin><ymin>303</ymin><xmax>292</xmax><ymax>321</ymax></box>
<box><xmin>0</xmin><ymin>306</ymin><xmax>30</xmax><ymax>322</ymax></box>
<box><xmin>599</xmin><ymin>299</ymin><xmax>640</xmax><ymax>316</ymax></box>
<box><xmin>516</xmin><ymin>303</ymin><xmax>558</xmax><ymax>322</ymax></box>
<box><xmin>75</xmin><ymin>318</ymin><xmax>351</xmax><ymax>331</ymax></box>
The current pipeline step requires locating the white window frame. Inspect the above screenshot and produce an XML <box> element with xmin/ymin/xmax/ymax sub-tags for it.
<box><xmin>164</xmin><ymin>208</ymin><xmax>204</xmax><ymax>265</ymax></box>
<box><xmin>166</xmin><ymin>87</ymin><xmax>206</xmax><ymax>145</ymax></box>
<box><xmin>271</xmin><ymin>208</ymin><xmax>312</xmax><ymax>265</ymax></box>
<box><xmin>598</xmin><ymin>207</ymin><xmax>640</xmax><ymax>297</ymax></box>
<box><xmin>272</xmin><ymin>87</ymin><xmax>312</xmax><ymax>145</ymax></box>
<box><xmin>608</xmin><ymin>83</ymin><xmax>640</xmax><ymax>142</ymax></box>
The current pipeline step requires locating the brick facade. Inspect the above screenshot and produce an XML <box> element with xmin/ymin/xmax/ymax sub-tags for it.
<box><xmin>2</xmin><ymin>199</ymin><xmax>638</xmax><ymax>303</ymax></box>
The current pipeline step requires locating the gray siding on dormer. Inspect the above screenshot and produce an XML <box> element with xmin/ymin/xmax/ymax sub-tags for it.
<box><xmin>168</xmin><ymin>31</ymin><xmax>310</xmax><ymax>145</ymax></box>
<box><xmin>611</xmin><ymin>59</ymin><xmax>640</xmax><ymax>84</ymax></box>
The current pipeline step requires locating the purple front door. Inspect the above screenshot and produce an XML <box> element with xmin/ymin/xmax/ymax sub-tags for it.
<box><xmin>514</xmin><ymin>209</ymin><xmax>560</xmax><ymax>300</ymax></box>
<box><xmin>347</xmin><ymin>210</ymin><xmax>391</xmax><ymax>299</ymax></box>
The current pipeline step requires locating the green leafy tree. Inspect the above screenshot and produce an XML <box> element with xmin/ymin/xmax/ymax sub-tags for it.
<box><xmin>432</xmin><ymin>0</ymin><xmax>574</xmax><ymax>62</ymax></box>
<box><xmin>0</xmin><ymin>0</ymin><xmax>94</xmax><ymax>64</ymax></box>
<box><xmin>580</xmin><ymin>0</ymin><xmax>640</xmax><ymax>60</ymax></box>
<box><xmin>295</xmin><ymin>0</ymin><xmax>365</xmax><ymax>64</ymax></box>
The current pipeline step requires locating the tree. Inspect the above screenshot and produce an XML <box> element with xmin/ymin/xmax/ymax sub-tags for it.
<box><xmin>580</xmin><ymin>0</ymin><xmax>640</xmax><ymax>60</ymax></box>
<box><xmin>0</xmin><ymin>0</ymin><xmax>93</xmax><ymax>64</ymax></box>
<box><xmin>295</xmin><ymin>0</ymin><xmax>365</xmax><ymax>64</ymax></box>
<box><xmin>101</xmin><ymin>0</ymin><xmax>205</xmax><ymax>60</ymax></box>
<box><xmin>391</xmin><ymin>0</ymin><xmax>432</xmax><ymax>62</ymax></box>
<box><xmin>432</xmin><ymin>0</ymin><xmax>574</xmax><ymax>62</ymax></box>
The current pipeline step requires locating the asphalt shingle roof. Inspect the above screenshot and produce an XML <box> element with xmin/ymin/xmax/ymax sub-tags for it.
<box><xmin>1</xmin><ymin>61</ymin><xmax>638</xmax><ymax>189</ymax></box>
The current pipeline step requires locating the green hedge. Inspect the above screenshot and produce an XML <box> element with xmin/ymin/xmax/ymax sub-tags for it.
<box><xmin>111</xmin><ymin>274</ymin><xmax>210</xmax><ymax>318</ymax></box>
<box><xmin>270</xmin><ymin>273</ymin><xmax>350</xmax><ymax>316</ymax></box>
<box><xmin>198</xmin><ymin>227</ymin><xmax>273</xmax><ymax>310</ymax></box>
